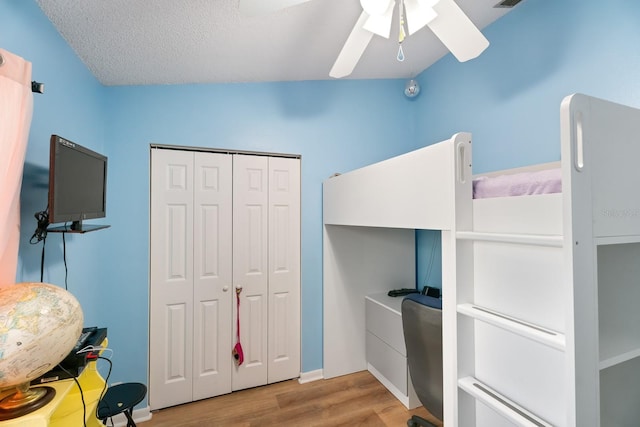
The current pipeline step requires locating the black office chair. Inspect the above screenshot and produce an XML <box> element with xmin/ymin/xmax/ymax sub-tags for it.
<box><xmin>401</xmin><ymin>293</ymin><xmax>443</xmax><ymax>427</ymax></box>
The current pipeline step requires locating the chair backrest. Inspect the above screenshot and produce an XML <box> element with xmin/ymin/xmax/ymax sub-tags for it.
<box><xmin>401</xmin><ymin>293</ymin><xmax>443</xmax><ymax>420</ymax></box>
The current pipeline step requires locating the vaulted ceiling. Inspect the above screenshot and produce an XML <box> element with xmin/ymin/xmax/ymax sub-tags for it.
<box><xmin>36</xmin><ymin>0</ymin><xmax>518</xmax><ymax>86</ymax></box>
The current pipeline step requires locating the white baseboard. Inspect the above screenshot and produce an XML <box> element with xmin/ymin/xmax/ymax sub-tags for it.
<box><xmin>102</xmin><ymin>405</ymin><xmax>152</xmax><ymax>427</ymax></box>
<box><xmin>298</xmin><ymin>369</ymin><xmax>323</xmax><ymax>384</ymax></box>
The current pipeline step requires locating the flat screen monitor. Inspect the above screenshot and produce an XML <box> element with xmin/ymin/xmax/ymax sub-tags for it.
<box><xmin>48</xmin><ymin>135</ymin><xmax>107</xmax><ymax>231</ymax></box>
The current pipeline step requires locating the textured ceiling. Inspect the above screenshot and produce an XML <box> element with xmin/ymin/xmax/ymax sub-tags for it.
<box><xmin>36</xmin><ymin>0</ymin><xmax>516</xmax><ymax>86</ymax></box>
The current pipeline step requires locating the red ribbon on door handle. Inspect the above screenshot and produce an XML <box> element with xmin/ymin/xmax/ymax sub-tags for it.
<box><xmin>232</xmin><ymin>286</ymin><xmax>244</xmax><ymax>366</ymax></box>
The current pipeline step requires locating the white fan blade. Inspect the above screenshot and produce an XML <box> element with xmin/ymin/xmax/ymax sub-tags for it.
<box><xmin>239</xmin><ymin>0</ymin><xmax>314</xmax><ymax>16</ymax></box>
<box><xmin>360</xmin><ymin>0</ymin><xmax>393</xmax><ymax>16</ymax></box>
<box><xmin>330</xmin><ymin>11</ymin><xmax>375</xmax><ymax>78</ymax></box>
<box><xmin>417</xmin><ymin>0</ymin><xmax>440</xmax><ymax>7</ymax></box>
<box><xmin>362</xmin><ymin>0</ymin><xmax>395</xmax><ymax>38</ymax></box>
<box><xmin>427</xmin><ymin>0</ymin><xmax>489</xmax><ymax>61</ymax></box>
<box><xmin>404</xmin><ymin>0</ymin><xmax>437</xmax><ymax>35</ymax></box>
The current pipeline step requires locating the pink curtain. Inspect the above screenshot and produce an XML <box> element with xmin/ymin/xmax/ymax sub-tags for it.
<box><xmin>0</xmin><ymin>49</ymin><xmax>33</xmax><ymax>286</ymax></box>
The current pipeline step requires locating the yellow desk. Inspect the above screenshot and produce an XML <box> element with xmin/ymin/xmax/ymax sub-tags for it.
<box><xmin>0</xmin><ymin>354</ymin><xmax>106</xmax><ymax>426</ymax></box>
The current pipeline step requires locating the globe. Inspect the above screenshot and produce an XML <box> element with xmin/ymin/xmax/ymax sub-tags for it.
<box><xmin>0</xmin><ymin>282</ymin><xmax>84</xmax><ymax>419</ymax></box>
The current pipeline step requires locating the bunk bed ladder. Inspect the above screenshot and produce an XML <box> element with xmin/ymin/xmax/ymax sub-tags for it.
<box><xmin>453</xmin><ymin>228</ymin><xmax>565</xmax><ymax>427</ymax></box>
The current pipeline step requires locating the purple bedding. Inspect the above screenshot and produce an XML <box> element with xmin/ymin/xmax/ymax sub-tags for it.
<box><xmin>472</xmin><ymin>168</ymin><xmax>562</xmax><ymax>199</ymax></box>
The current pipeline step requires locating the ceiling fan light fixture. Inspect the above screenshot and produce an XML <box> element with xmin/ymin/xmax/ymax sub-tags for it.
<box><xmin>327</xmin><ymin>0</ymin><xmax>487</xmax><ymax>78</ymax></box>
<box><xmin>404</xmin><ymin>79</ymin><xmax>421</xmax><ymax>98</ymax></box>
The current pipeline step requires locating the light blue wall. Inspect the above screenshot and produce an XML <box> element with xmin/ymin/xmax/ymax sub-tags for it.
<box><xmin>413</xmin><ymin>0</ymin><xmax>640</xmax><ymax>173</ymax></box>
<box><xmin>3</xmin><ymin>0</ymin><xmax>419</xmax><ymax>390</ymax></box>
<box><xmin>416</xmin><ymin>0</ymin><xmax>640</xmax><ymax>290</ymax></box>
<box><xmin>102</xmin><ymin>80</ymin><xmax>417</xmax><ymax>379</ymax></box>
<box><xmin>4</xmin><ymin>2</ymin><xmax>110</xmax><ymax>320</ymax></box>
<box><xmin>4</xmin><ymin>0</ymin><xmax>112</xmax><ymax>379</ymax></box>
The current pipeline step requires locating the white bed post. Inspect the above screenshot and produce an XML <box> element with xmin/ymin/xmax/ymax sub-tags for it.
<box><xmin>561</xmin><ymin>93</ymin><xmax>640</xmax><ymax>426</ymax></box>
<box><xmin>559</xmin><ymin>94</ymin><xmax>594</xmax><ymax>427</ymax></box>
<box><xmin>321</xmin><ymin>132</ymin><xmax>473</xmax><ymax>423</ymax></box>
<box><xmin>442</xmin><ymin>134</ymin><xmax>473</xmax><ymax>426</ymax></box>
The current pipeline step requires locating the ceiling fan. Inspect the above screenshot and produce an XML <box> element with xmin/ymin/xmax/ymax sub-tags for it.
<box><xmin>239</xmin><ymin>0</ymin><xmax>489</xmax><ymax>78</ymax></box>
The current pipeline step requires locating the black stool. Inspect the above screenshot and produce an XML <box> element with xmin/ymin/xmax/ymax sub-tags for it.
<box><xmin>97</xmin><ymin>382</ymin><xmax>147</xmax><ymax>427</ymax></box>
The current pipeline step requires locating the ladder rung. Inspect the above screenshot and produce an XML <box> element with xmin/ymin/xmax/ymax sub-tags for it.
<box><xmin>458</xmin><ymin>376</ymin><xmax>553</xmax><ymax>427</ymax></box>
<box><xmin>456</xmin><ymin>231</ymin><xmax>563</xmax><ymax>247</ymax></box>
<box><xmin>457</xmin><ymin>303</ymin><xmax>565</xmax><ymax>351</ymax></box>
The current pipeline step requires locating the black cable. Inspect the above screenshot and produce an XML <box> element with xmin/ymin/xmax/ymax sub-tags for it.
<box><xmin>31</xmin><ymin>208</ymin><xmax>50</xmax><ymax>281</ymax></box>
<box><xmin>95</xmin><ymin>356</ymin><xmax>114</xmax><ymax>425</ymax></box>
<box><xmin>422</xmin><ymin>231</ymin><xmax>440</xmax><ymax>287</ymax></box>
<box><xmin>63</xmin><ymin>231</ymin><xmax>68</xmax><ymax>290</ymax></box>
<box><xmin>56</xmin><ymin>363</ymin><xmax>87</xmax><ymax>427</ymax></box>
<box><xmin>62</xmin><ymin>350</ymin><xmax>114</xmax><ymax>425</ymax></box>
<box><xmin>72</xmin><ymin>375</ymin><xmax>87</xmax><ymax>427</ymax></box>
<box><xmin>39</xmin><ymin>237</ymin><xmax>46</xmax><ymax>282</ymax></box>
<box><xmin>30</xmin><ymin>208</ymin><xmax>49</xmax><ymax>244</ymax></box>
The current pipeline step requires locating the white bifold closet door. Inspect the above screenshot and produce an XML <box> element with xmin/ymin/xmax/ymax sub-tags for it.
<box><xmin>231</xmin><ymin>155</ymin><xmax>301</xmax><ymax>390</ymax></box>
<box><xmin>232</xmin><ymin>154</ymin><xmax>268</xmax><ymax>390</ymax></box>
<box><xmin>149</xmin><ymin>149</ymin><xmax>300</xmax><ymax>411</ymax></box>
<box><xmin>267</xmin><ymin>156</ymin><xmax>301</xmax><ymax>384</ymax></box>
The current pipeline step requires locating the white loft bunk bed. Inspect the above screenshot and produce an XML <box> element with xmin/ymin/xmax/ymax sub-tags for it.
<box><xmin>322</xmin><ymin>93</ymin><xmax>640</xmax><ymax>426</ymax></box>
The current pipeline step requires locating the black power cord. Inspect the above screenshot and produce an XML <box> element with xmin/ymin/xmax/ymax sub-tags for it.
<box><xmin>62</xmin><ymin>231</ymin><xmax>69</xmax><ymax>290</ymax></box>
<box><xmin>31</xmin><ymin>208</ymin><xmax>49</xmax><ymax>243</ymax></box>
<box><xmin>30</xmin><ymin>208</ymin><xmax>50</xmax><ymax>281</ymax></box>
<box><xmin>30</xmin><ymin>208</ymin><xmax>71</xmax><ymax>289</ymax></box>
<box><xmin>95</xmin><ymin>356</ymin><xmax>114</xmax><ymax>426</ymax></box>
<box><xmin>56</xmin><ymin>363</ymin><xmax>87</xmax><ymax>427</ymax></box>
<box><xmin>55</xmin><ymin>352</ymin><xmax>113</xmax><ymax>426</ymax></box>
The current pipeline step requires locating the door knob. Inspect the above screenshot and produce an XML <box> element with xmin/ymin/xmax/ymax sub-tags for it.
<box><xmin>223</xmin><ymin>286</ymin><xmax>229</xmax><ymax>292</ymax></box>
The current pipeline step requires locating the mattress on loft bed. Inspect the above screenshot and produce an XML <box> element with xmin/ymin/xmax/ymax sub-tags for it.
<box><xmin>473</xmin><ymin>167</ymin><xmax>562</xmax><ymax>199</ymax></box>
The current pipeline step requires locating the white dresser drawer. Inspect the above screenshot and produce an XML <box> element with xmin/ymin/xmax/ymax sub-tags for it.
<box><xmin>366</xmin><ymin>330</ymin><xmax>408</xmax><ymax>393</ymax></box>
<box><xmin>365</xmin><ymin>292</ymin><xmax>420</xmax><ymax>409</ymax></box>
<box><xmin>365</xmin><ymin>293</ymin><xmax>406</xmax><ymax>356</ymax></box>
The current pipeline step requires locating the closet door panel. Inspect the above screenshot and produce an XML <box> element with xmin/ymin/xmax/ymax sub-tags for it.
<box><xmin>150</xmin><ymin>149</ymin><xmax>195</xmax><ymax>410</ymax></box>
<box><xmin>232</xmin><ymin>155</ymin><xmax>269</xmax><ymax>391</ymax></box>
<box><xmin>243</xmin><ymin>293</ymin><xmax>266</xmax><ymax>365</ymax></box>
<box><xmin>268</xmin><ymin>157</ymin><xmax>301</xmax><ymax>383</ymax></box>
<box><xmin>193</xmin><ymin>152</ymin><xmax>233</xmax><ymax>400</ymax></box>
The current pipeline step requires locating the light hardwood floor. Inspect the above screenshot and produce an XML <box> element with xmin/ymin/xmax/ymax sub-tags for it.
<box><xmin>140</xmin><ymin>370</ymin><xmax>443</xmax><ymax>426</ymax></box>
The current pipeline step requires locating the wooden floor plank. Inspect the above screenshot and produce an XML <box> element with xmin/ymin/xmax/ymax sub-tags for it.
<box><xmin>140</xmin><ymin>371</ymin><xmax>443</xmax><ymax>427</ymax></box>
